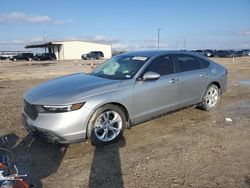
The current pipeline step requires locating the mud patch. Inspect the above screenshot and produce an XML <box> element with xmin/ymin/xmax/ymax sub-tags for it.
<box><xmin>245</xmin><ymin>175</ymin><xmax>250</xmax><ymax>187</ymax></box>
<box><xmin>0</xmin><ymin>86</ymin><xmax>9</xmax><ymax>89</ymax></box>
<box><xmin>30</xmin><ymin>62</ymin><xmax>57</xmax><ymax>66</ymax></box>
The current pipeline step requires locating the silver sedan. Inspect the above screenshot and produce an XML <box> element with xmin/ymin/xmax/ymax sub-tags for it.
<box><xmin>22</xmin><ymin>51</ymin><xmax>227</xmax><ymax>146</ymax></box>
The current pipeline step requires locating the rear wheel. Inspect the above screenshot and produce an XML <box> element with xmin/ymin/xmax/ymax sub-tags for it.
<box><xmin>87</xmin><ymin>104</ymin><xmax>126</xmax><ymax>146</ymax></box>
<box><xmin>200</xmin><ymin>84</ymin><xmax>220</xmax><ymax>111</ymax></box>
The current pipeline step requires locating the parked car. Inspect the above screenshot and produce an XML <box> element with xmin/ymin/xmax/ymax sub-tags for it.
<box><xmin>34</xmin><ymin>53</ymin><xmax>56</xmax><ymax>61</ymax></box>
<box><xmin>0</xmin><ymin>54</ymin><xmax>13</xmax><ymax>60</ymax></box>
<box><xmin>192</xmin><ymin>50</ymin><xmax>205</xmax><ymax>56</ymax></box>
<box><xmin>10</xmin><ymin>53</ymin><xmax>34</xmax><ymax>61</ymax></box>
<box><xmin>0</xmin><ymin>55</ymin><xmax>7</xmax><ymax>60</ymax></box>
<box><xmin>234</xmin><ymin>50</ymin><xmax>244</xmax><ymax>57</ymax></box>
<box><xmin>242</xmin><ymin>49</ymin><xmax>250</xmax><ymax>56</ymax></box>
<box><xmin>203</xmin><ymin>49</ymin><xmax>216</xmax><ymax>57</ymax></box>
<box><xmin>82</xmin><ymin>51</ymin><xmax>104</xmax><ymax>60</ymax></box>
<box><xmin>215</xmin><ymin>50</ymin><xmax>234</xmax><ymax>58</ymax></box>
<box><xmin>22</xmin><ymin>51</ymin><xmax>227</xmax><ymax>146</ymax></box>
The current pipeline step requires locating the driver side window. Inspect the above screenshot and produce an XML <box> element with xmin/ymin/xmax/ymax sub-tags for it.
<box><xmin>142</xmin><ymin>55</ymin><xmax>174</xmax><ymax>76</ymax></box>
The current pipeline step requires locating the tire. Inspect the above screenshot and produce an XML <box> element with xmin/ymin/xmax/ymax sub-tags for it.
<box><xmin>87</xmin><ymin>104</ymin><xmax>126</xmax><ymax>146</ymax></box>
<box><xmin>200</xmin><ymin>84</ymin><xmax>220</xmax><ymax>111</ymax></box>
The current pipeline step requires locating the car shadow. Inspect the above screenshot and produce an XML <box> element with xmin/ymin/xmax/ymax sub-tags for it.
<box><xmin>0</xmin><ymin>133</ymin><xmax>67</xmax><ymax>188</ymax></box>
<box><xmin>89</xmin><ymin>137</ymin><xmax>126</xmax><ymax>188</ymax></box>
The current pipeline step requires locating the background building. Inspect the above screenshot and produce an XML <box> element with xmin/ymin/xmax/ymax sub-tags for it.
<box><xmin>25</xmin><ymin>40</ymin><xmax>112</xmax><ymax>60</ymax></box>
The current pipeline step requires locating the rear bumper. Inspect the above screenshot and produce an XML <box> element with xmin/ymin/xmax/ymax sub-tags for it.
<box><xmin>220</xmin><ymin>74</ymin><xmax>227</xmax><ymax>95</ymax></box>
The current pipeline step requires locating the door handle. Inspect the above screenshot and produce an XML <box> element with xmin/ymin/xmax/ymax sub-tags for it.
<box><xmin>169</xmin><ymin>78</ymin><xmax>179</xmax><ymax>83</ymax></box>
<box><xmin>200</xmin><ymin>73</ymin><xmax>206</xmax><ymax>77</ymax></box>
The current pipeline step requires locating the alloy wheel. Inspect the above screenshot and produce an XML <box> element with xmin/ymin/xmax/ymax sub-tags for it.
<box><xmin>204</xmin><ymin>85</ymin><xmax>219</xmax><ymax>108</ymax></box>
<box><xmin>94</xmin><ymin>110</ymin><xmax>123</xmax><ymax>142</ymax></box>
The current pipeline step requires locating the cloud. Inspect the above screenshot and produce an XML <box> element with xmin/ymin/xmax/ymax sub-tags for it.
<box><xmin>0</xmin><ymin>35</ymin><xmax>170</xmax><ymax>51</ymax></box>
<box><xmin>64</xmin><ymin>35</ymin><xmax>120</xmax><ymax>44</ymax></box>
<box><xmin>0</xmin><ymin>40</ymin><xmax>25</xmax><ymax>51</ymax></box>
<box><xmin>0</xmin><ymin>36</ymin><xmax>48</xmax><ymax>51</ymax></box>
<box><xmin>27</xmin><ymin>34</ymin><xmax>168</xmax><ymax>51</ymax></box>
<box><xmin>0</xmin><ymin>39</ymin><xmax>25</xmax><ymax>46</ymax></box>
<box><xmin>87</xmin><ymin>36</ymin><xmax>169</xmax><ymax>50</ymax></box>
<box><xmin>0</xmin><ymin>12</ymin><xmax>73</xmax><ymax>24</ymax></box>
<box><xmin>113</xmin><ymin>38</ymin><xmax>169</xmax><ymax>51</ymax></box>
<box><xmin>0</xmin><ymin>12</ymin><xmax>51</xmax><ymax>23</ymax></box>
<box><xmin>236</xmin><ymin>31</ymin><xmax>250</xmax><ymax>36</ymax></box>
<box><xmin>92</xmin><ymin>35</ymin><xmax>119</xmax><ymax>43</ymax></box>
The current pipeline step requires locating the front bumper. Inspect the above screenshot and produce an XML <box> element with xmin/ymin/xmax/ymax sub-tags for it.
<box><xmin>22</xmin><ymin>105</ymin><xmax>93</xmax><ymax>144</ymax></box>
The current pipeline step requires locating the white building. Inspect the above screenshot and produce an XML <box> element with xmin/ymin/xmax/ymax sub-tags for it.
<box><xmin>25</xmin><ymin>40</ymin><xmax>112</xmax><ymax>60</ymax></box>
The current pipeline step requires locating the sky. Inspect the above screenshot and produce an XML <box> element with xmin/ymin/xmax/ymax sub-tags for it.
<box><xmin>0</xmin><ymin>0</ymin><xmax>250</xmax><ymax>51</ymax></box>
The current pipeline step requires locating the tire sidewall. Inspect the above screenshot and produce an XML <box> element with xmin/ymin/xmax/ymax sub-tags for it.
<box><xmin>202</xmin><ymin>84</ymin><xmax>220</xmax><ymax>111</ymax></box>
<box><xmin>87</xmin><ymin>104</ymin><xmax>126</xmax><ymax>146</ymax></box>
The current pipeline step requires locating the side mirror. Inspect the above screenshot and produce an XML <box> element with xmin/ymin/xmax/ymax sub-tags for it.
<box><xmin>142</xmin><ymin>71</ymin><xmax>160</xmax><ymax>81</ymax></box>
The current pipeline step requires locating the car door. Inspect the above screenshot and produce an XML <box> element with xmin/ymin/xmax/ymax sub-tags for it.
<box><xmin>173</xmin><ymin>54</ymin><xmax>209</xmax><ymax>106</ymax></box>
<box><xmin>132</xmin><ymin>55</ymin><xmax>180</xmax><ymax>124</ymax></box>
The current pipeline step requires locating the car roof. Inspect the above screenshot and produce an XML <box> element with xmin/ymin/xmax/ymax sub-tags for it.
<box><xmin>120</xmin><ymin>50</ymin><xmax>197</xmax><ymax>58</ymax></box>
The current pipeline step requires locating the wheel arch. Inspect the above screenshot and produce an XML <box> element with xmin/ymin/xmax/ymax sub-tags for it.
<box><xmin>199</xmin><ymin>81</ymin><xmax>221</xmax><ymax>111</ymax></box>
<box><xmin>200</xmin><ymin>81</ymin><xmax>221</xmax><ymax>103</ymax></box>
<box><xmin>109</xmin><ymin>102</ymin><xmax>130</xmax><ymax>123</ymax></box>
<box><xmin>210</xmin><ymin>81</ymin><xmax>221</xmax><ymax>89</ymax></box>
<box><xmin>86</xmin><ymin>102</ymin><xmax>131</xmax><ymax>139</ymax></box>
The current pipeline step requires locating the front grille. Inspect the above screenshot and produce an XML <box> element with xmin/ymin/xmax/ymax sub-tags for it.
<box><xmin>24</xmin><ymin>100</ymin><xmax>38</xmax><ymax>120</ymax></box>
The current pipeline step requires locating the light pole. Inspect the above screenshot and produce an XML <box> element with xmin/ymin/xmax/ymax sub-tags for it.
<box><xmin>157</xmin><ymin>28</ymin><xmax>162</xmax><ymax>50</ymax></box>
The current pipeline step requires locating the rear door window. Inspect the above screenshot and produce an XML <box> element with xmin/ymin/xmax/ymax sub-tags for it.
<box><xmin>173</xmin><ymin>54</ymin><xmax>201</xmax><ymax>72</ymax></box>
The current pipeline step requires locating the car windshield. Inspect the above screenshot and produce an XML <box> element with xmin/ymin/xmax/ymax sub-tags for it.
<box><xmin>91</xmin><ymin>55</ymin><xmax>149</xmax><ymax>80</ymax></box>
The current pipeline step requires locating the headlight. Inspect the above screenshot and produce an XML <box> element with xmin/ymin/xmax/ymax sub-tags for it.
<box><xmin>41</xmin><ymin>102</ymin><xmax>85</xmax><ymax>113</ymax></box>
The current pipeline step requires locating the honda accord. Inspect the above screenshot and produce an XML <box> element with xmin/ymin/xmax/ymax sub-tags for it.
<box><xmin>22</xmin><ymin>51</ymin><xmax>227</xmax><ymax>146</ymax></box>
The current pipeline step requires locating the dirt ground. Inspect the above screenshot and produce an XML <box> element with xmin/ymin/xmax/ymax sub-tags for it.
<box><xmin>0</xmin><ymin>57</ymin><xmax>249</xmax><ymax>188</ymax></box>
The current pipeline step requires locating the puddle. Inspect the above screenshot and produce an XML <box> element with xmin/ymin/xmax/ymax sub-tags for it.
<box><xmin>238</xmin><ymin>80</ymin><xmax>250</xmax><ymax>86</ymax></box>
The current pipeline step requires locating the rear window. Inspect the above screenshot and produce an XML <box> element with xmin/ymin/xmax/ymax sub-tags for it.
<box><xmin>174</xmin><ymin>54</ymin><xmax>201</xmax><ymax>72</ymax></box>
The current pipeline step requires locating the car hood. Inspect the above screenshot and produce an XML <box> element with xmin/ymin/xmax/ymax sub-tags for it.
<box><xmin>25</xmin><ymin>73</ymin><xmax>121</xmax><ymax>105</ymax></box>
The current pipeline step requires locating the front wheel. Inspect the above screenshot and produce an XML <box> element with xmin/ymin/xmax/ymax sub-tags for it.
<box><xmin>200</xmin><ymin>84</ymin><xmax>220</xmax><ymax>111</ymax></box>
<box><xmin>87</xmin><ymin>104</ymin><xmax>126</xmax><ymax>146</ymax></box>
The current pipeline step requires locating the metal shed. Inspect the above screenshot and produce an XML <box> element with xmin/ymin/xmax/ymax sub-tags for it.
<box><xmin>25</xmin><ymin>40</ymin><xmax>112</xmax><ymax>60</ymax></box>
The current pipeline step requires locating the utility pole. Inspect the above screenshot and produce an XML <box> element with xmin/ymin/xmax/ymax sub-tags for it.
<box><xmin>157</xmin><ymin>28</ymin><xmax>162</xmax><ymax>50</ymax></box>
<box><xmin>44</xmin><ymin>32</ymin><xmax>47</xmax><ymax>53</ymax></box>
